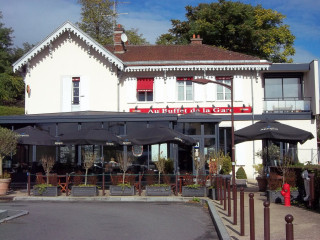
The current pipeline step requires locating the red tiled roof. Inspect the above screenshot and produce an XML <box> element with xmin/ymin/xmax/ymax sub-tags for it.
<box><xmin>105</xmin><ymin>44</ymin><xmax>264</xmax><ymax>64</ymax></box>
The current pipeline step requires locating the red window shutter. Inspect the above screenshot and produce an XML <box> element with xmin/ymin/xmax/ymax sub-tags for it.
<box><xmin>137</xmin><ymin>78</ymin><xmax>154</xmax><ymax>92</ymax></box>
<box><xmin>177</xmin><ymin>77</ymin><xmax>193</xmax><ymax>81</ymax></box>
<box><xmin>215</xmin><ymin>76</ymin><xmax>232</xmax><ymax>80</ymax></box>
<box><xmin>72</xmin><ymin>77</ymin><xmax>80</xmax><ymax>82</ymax></box>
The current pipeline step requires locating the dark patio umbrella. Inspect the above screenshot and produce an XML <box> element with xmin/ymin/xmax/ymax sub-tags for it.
<box><xmin>15</xmin><ymin>126</ymin><xmax>56</xmax><ymax>146</ymax></box>
<box><xmin>58</xmin><ymin>129</ymin><xmax>123</xmax><ymax>146</ymax></box>
<box><xmin>125</xmin><ymin>125</ymin><xmax>196</xmax><ymax>146</ymax></box>
<box><xmin>234</xmin><ymin>119</ymin><xmax>314</xmax><ymax>144</ymax></box>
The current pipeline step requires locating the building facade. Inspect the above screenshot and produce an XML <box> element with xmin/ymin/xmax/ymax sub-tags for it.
<box><xmin>2</xmin><ymin>21</ymin><xmax>318</xmax><ymax>179</ymax></box>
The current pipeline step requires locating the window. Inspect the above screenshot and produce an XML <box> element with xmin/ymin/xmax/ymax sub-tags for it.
<box><xmin>216</xmin><ymin>76</ymin><xmax>231</xmax><ymax>100</ymax></box>
<box><xmin>177</xmin><ymin>77</ymin><xmax>193</xmax><ymax>101</ymax></box>
<box><xmin>137</xmin><ymin>78</ymin><xmax>153</xmax><ymax>101</ymax></box>
<box><xmin>72</xmin><ymin>77</ymin><xmax>80</xmax><ymax>105</ymax></box>
<box><xmin>264</xmin><ymin>74</ymin><xmax>302</xmax><ymax>99</ymax></box>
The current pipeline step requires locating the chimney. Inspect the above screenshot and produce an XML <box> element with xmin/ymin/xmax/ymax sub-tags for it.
<box><xmin>190</xmin><ymin>34</ymin><xmax>203</xmax><ymax>45</ymax></box>
<box><xmin>114</xmin><ymin>24</ymin><xmax>127</xmax><ymax>53</ymax></box>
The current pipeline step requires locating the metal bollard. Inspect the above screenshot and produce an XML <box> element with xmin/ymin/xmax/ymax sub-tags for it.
<box><xmin>249</xmin><ymin>193</ymin><xmax>255</xmax><ymax>240</ymax></box>
<box><xmin>228</xmin><ymin>180</ymin><xmax>231</xmax><ymax>216</ymax></box>
<box><xmin>66</xmin><ymin>173</ymin><xmax>69</xmax><ymax>196</ymax></box>
<box><xmin>264</xmin><ymin>201</ymin><xmax>270</xmax><ymax>240</ymax></box>
<box><xmin>27</xmin><ymin>172</ymin><xmax>31</xmax><ymax>196</ymax></box>
<box><xmin>240</xmin><ymin>187</ymin><xmax>244</xmax><ymax>236</ymax></box>
<box><xmin>138</xmin><ymin>172</ymin><xmax>142</xmax><ymax>196</ymax></box>
<box><xmin>233</xmin><ymin>183</ymin><xmax>237</xmax><ymax>225</ymax></box>
<box><xmin>285</xmin><ymin>214</ymin><xmax>294</xmax><ymax>240</ymax></box>
<box><xmin>224</xmin><ymin>178</ymin><xmax>227</xmax><ymax>210</ymax></box>
<box><xmin>102</xmin><ymin>173</ymin><xmax>105</xmax><ymax>196</ymax></box>
<box><xmin>220</xmin><ymin>177</ymin><xmax>223</xmax><ymax>204</ymax></box>
<box><xmin>216</xmin><ymin>177</ymin><xmax>220</xmax><ymax>200</ymax></box>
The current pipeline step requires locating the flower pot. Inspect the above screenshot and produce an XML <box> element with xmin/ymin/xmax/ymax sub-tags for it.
<box><xmin>71</xmin><ymin>186</ymin><xmax>98</xmax><ymax>196</ymax></box>
<box><xmin>182</xmin><ymin>186</ymin><xmax>207</xmax><ymax>197</ymax></box>
<box><xmin>0</xmin><ymin>178</ymin><xmax>11</xmax><ymax>196</ymax></box>
<box><xmin>208</xmin><ymin>188</ymin><xmax>217</xmax><ymax>200</ymax></box>
<box><xmin>33</xmin><ymin>186</ymin><xmax>58</xmax><ymax>196</ymax></box>
<box><xmin>109</xmin><ymin>185</ymin><xmax>135</xmax><ymax>196</ymax></box>
<box><xmin>146</xmin><ymin>186</ymin><xmax>172</xmax><ymax>196</ymax></box>
<box><xmin>256</xmin><ymin>177</ymin><xmax>268</xmax><ymax>192</ymax></box>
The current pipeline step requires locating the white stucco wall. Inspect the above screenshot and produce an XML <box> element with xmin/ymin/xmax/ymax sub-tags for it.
<box><xmin>25</xmin><ymin>33</ymin><xmax>118</xmax><ymax>114</ymax></box>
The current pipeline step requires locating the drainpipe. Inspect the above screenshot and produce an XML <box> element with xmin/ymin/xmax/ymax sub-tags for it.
<box><xmin>251</xmin><ymin>70</ymin><xmax>256</xmax><ymax>165</ymax></box>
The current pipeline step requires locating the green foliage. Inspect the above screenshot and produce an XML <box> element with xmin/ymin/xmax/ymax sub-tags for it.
<box><xmin>236</xmin><ymin>167</ymin><xmax>247</xmax><ymax>179</ymax></box>
<box><xmin>77</xmin><ymin>0</ymin><xmax>114</xmax><ymax>45</ymax></box>
<box><xmin>185</xmin><ymin>184</ymin><xmax>201</xmax><ymax>189</ymax></box>
<box><xmin>220</xmin><ymin>154</ymin><xmax>232</xmax><ymax>175</ymax></box>
<box><xmin>0</xmin><ymin>106</ymin><xmax>24</xmax><ymax>115</ymax></box>
<box><xmin>191</xmin><ymin>197</ymin><xmax>201</xmax><ymax>203</ymax></box>
<box><xmin>156</xmin><ymin>0</ymin><xmax>295</xmax><ymax>63</ymax></box>
<box><xmin>0</xmin><ymin>127</ymin><xmax>18</xmax><ymax>176</ymax></box>
<box><xmin>125</xmin><ymin>28</ymin><xmax>149</xmax><ymax>45</ymax></box>
<box><xmin>256</xmin><ymin>144</ymin><xmax>280</xmax><ymax>164</ymax></box>
<box><xmin>253</xmin><ymin>163</ymin><xmax>265</xmax><ymax>177</ymax></box>
<box><xmin>34</xmin><ymin>183</ymin><xmax>53</xmax><ymax>195</ymax></box>
<box><xmin>164</xmin><ymin>158</ymin><xmax>174</xmax><ymax>174</ymax></box>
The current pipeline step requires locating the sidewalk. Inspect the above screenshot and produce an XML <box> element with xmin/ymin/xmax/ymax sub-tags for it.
<box><xmin>212</xmin><ymin>180</ymin><xmax>320</xmax><ymax>240</ymax></box>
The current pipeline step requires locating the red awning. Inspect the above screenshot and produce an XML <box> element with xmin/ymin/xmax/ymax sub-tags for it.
<box><xmin>177</xmin><ymin>77</ymin><xmax>193</xmax><ymax>81</ymax></box>
<box><xmin>137</xmin><ymin>78</ymin><xmax>154</xmax><ymax>92</ymax></box>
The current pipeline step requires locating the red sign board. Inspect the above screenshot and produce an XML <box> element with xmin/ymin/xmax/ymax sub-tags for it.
<box><xmin>130</xmin><ymin>107</ymin><xmax>252</xmax><ymax>114</ymax></box>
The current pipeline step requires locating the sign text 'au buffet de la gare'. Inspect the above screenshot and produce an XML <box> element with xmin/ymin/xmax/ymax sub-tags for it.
<box><xmin>130</xmin><ymin>106</ymin><xmax>252</xmax><ymax>114</ymax></box>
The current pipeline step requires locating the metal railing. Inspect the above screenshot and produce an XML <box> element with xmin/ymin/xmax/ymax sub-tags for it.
<box><xmin>263</xmin><ymin>97</ymin><xmax>311</xmax><ymax>113</ymax></box>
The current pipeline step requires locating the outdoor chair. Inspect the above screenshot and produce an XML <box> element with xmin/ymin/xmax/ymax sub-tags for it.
<box><xmin>58</xmin><ymin>175</ymin><xmax>71</xmax><ymax>193</ymax></box>
<box><xmin>36</xmin><ymin>172</ymin><xmax>45</xmax><ymax>184</ymax></box>
<box><xmin>48</xmin><ymin>173</ymin><xmax>58</xmax><ymax>186</ymax></box>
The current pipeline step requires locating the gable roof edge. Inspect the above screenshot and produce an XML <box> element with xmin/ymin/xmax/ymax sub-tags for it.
<box><xmin>13</xmin><ymin>21</ymin><xmax>124</xmax><ymax>72</ymax></box>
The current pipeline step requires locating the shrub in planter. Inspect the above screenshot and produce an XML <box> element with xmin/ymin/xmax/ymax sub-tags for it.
<box><xmin>109</xmin><ymin>183</ymin><xmax>135</xmax><ymax>196</ymax></box>
<box><xmin>182</xmin><ymin>184</ymin><xmax>207</xmax><ymax>197</ymax></box>
<box><xmin>33</xmin><ymin>184</ymin><xmax>59</xmax><ymax>196</ymax></box>
<box><xmin>219</xmin><ymin>154</ymin><xmax>232</xmax><ymax>175</ymax></box>
<box><xmin>146</xmin><ymin>184</ymin><xmax>172</xmax><ymax>196</ymax></box>
<box><xmin>71</xmin><ymin>184</ymin><xmax>98</xmax><ymax>197</ymax></box>
<box><xmin>236</xmin><ymin>167</ymin><xmax>247</xmax><ymax>187</ymax></box>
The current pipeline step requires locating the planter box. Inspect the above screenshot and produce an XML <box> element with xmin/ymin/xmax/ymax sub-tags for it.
<box><xmin>235</xmin><ymin>179</ymin><xmax>247</xmax><ymax>187</ymax></box>
<box><xmin>33</xmin><ymin>186</ymin><xmax>58</xmax><ymax>196</ymax></box>
<box><xmin>182</xmin><ymin>186</ymin><xmax>207</xmax><ymax>197</ymax></box>
<box><xmin>109</xmin><ymin>185</ymin><xmax>135</xmax><ymax>196</ymax></box>
<box><xmin>0</xmin><ymin>178</ymin><xmax>11</xmax><ymax>196</ymax></box>
<box><xmin>146</xmin><ymin>186</ymin><xmax>172</xmax><ymax>196</ymax></box>
<box><xmin>71</xmin><ymin>186</ymin><xmax>98</xmax><ymax>197</ymax></box>
<box><xmin>267</xmin><ymin>190</ymin><xmax>299</xmax><ymax>204</ymax></box>
<box><xmin>208</xmin><ymin>188</ymin><xmax>217</xmax><ymax>200</ymax></box>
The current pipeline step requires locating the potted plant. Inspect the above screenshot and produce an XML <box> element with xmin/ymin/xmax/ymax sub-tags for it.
<box><xmin>253</xmin><ymin>163</ymin><xmax>268</xmax><ymax>191</ymax></box>
<box><xmin>33</xmin><ymin>156</ymin><xmax>58</xmax><ymax>196</ymax></box>
<box><xmin>235</xmin><ymin>166</ymin><xmax>247</xmax><ymax>187</ymax></box>
<box><xmin>110</xmin><ymin>152</ymin><xmax>135</xmax><ymax>196</ymax></box>
<box><xmin>146</xmin><ymin>157</ymin><xmax>172</xmax><ymax>196</ymax></box>
<box><xmin>182</xmin><ymin>152</ymin><xmax>207</xmax><ymax>197</ymax></box>
<box><xmin>71</xmin><ymin>152</ymin><xmax>98</xmax><ymax>196</ymax></box>
<box><xmin>0</xmin><ymin>127</ymin><xmax>18</xmax><ymax>196</ymax></box>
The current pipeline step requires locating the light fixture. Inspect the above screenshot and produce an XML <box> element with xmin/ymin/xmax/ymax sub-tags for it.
<box><xmin>228</xmin><ymin>104</ymin><xmax>231</xmax><ymax>108</ymax></box>
<box><xmin>135</xmin><ymin>106</ymin><xmax>138</xmax><ymax>110</ymax></box>
<box><xmin>197</xmin><ymin>105</ymin><xmax>200</xmax><ymax>109</ymax></box>
<box><xmin>166</xmin><ymin>105</ymin><xmax>169</xmax><ymax>109</ymax></box>
<box><xmin>150</xmin><ymin>105</ymin><xmax>153</xmax><ymax>109</ymax></box>
<box><xmin>212</xmin><ymin>104</ymin><xmax>215</xmax><ymax>108</ymax></box>
<box><xmin>181</xmin><ymin>105</ymin><xmax>184</xmax><ymax>109</ymax></box>
<box><xmin>243</xmin><ymin>104</ymin><xmax>246</xmax><ymax>107</ymax></box>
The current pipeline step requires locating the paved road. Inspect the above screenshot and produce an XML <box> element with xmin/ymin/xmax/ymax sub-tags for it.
<box><xmin>0</xmin><ymin>201</ymin><xmax>218</xmax><ymax>240</ymax></box>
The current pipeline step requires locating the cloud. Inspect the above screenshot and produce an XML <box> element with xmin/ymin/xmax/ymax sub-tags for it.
<box><xmin>0</xmin><ymin>0</ymin><xmax>80</xmax><ymax>47</ymax></box>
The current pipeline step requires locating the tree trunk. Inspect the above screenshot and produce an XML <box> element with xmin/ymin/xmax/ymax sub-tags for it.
<box><xmin>0</xmin><ymin>156</ymin><xmax>3</xmax><ymax>176</ymax></box>
<box><xmin>85</xmin><ymin>168</ymin><xmax>88</xmax><ymax>186</ymax></box>
<box><xmin>122</xmin><ymin>171</ymin><xmax>126</xmax><ymax>185</ymax></box>
<box><xmin>158</xmin><ymin>171</ymin><xmax>161</xmax><ymax>185</ymax></box>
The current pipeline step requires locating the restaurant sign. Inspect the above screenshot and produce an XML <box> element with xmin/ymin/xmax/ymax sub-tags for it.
<box><xmin>130</xmin><ymin>106</ymin><xmax>252</xmax><ymax>114</ymax></box>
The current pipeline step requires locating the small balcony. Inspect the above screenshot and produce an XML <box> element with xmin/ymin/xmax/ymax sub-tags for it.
<box><xmin>263</xmin><ymin>97</ymin><xmax>311</xmax><ymax>113</ymax></box>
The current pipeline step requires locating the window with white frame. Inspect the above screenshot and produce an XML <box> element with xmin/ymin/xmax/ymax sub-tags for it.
<box><xmin>177</xmin><ymin>77</ymin><xmax>193</xmax><ymax>101</ymax></box>
<box><xmin>137</xmin><ymin>78</ymin><xmax>154</xmax><ymax>101</ymax></box>
<box><xmin>72</xmin><ymin>77</ymin><xmax>80</xmax><ymax>105</ymax></box>
<box><xmin>216</xmin><ymin>76</ymin><xmax>231</xmax><ymax>100</ymax></box>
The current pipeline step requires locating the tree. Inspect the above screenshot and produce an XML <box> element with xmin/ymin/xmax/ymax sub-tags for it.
<box><xmin>156</xmin><ymin>0</ymin><xmax>295</xmax><ymax>63</ymax></box>
<box><xmin>0</xmin><ymin>12</ymin><xmax>28</xmax><ymax>106</ymax></box>
<box><xmin>0</xmin><ymin>127</ymin><xmax>18</xmax><ymax>176</ymax></box>
<box><xmin>40</xmin><ymin>156</ymin><xmax>56</xmax><ymax>184</ymax></box>
<box><xmin>125</xmin><ymin>28</ymin><xmax>149</xmax><ymax>45</ymax></box>
<box><xmin>77</xmin><ymin>0</ymin><xmax>148</xmax><ymax>46</ymax></box>
<box><xmin>77</xmin><ymin>0</ymin><xmax>114</xmax><ymax>45</ymax></box>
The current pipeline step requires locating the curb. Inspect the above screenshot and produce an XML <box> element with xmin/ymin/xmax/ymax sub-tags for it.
<box><xmin>0</xmin><ymin>210</ymin><xmax>29</xmax><ymax>224</ymax></box>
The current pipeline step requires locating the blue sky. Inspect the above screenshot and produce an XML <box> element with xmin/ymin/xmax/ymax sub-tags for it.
<box><xmin>0</xmin><ymin>0</ymin><xmax>319</xmax><ymax>63</ymax></box>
